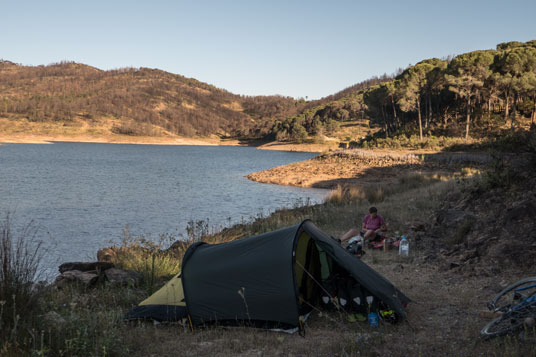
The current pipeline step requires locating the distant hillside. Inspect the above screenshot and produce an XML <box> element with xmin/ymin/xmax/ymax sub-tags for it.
<box><xmin>269</xmin><ymin>40</ymin><xmax>536</xmax><ymax>148</ymax></box>
<box><xmin>3</xmin><ymin>40</ymin><xmax>535</xmax><ymax>145</ymax></box>
<box><xmin>267</xmin><ymin>76</ymin><xmax>393</xmax><ymax>142</ymax></box>
<box><xmin>0</xmin><ymin>60</ymin><xmax>305</xmax><ymax>138</ymax></box>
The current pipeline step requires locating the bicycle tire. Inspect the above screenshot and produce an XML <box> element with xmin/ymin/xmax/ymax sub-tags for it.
<box><xmin>481</xmin><ymin>313</ymin><xmax>525</xmax><ymax>338</ymax></box>
<box><xmin>490</xmin><ymin>277</ymin><xmax>536</xmax><ymax>312</ymax></box>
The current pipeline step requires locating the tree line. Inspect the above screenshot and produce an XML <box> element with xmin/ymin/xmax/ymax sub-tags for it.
<box><xmin>270</xmin><ymin>40</ymin><xmax>536</xmax><ymax>143</ymax></box>
<box><xmin>363</xmin><ymin>40</ymin><xmax>536</xmax><ymax>140</ymax></box>
<box><xmin>268</xmin><ymin>76</ymin><xmax>393</xmax><ymax>142</ymax></box>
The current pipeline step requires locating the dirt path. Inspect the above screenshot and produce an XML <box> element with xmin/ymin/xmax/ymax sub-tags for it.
<box><xmin>358</xmin><ymin>250</ymin><xmax>532</xmax><ymax>356</ymax></box>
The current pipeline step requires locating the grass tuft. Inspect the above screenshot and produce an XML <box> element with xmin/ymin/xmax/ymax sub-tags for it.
<box><xmin>112</xmin><ymin>227</ymin><xmax>182</xmax><ymax>294</ymax></box>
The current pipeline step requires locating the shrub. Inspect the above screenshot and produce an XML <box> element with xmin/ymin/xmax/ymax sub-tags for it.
<box><xmin>364</xmin><ymin>186</ymin><xmax>385</xmax><ymax>203</ymax></box>
<box><xmin>112</xmin><ymin>227</ymin><xmax>182</xmax><ymax>295</ymax></box>
<box><xmin>290</xmin><ymin>124</ymin><xmax>308</xmax><ymax>143</ymax></box>
<box><xmin>326</xmin><ymin>185</ymin><xmax>366</xmax><ymax>204</ymax></box>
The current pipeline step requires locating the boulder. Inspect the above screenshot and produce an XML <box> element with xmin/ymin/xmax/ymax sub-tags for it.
<box><xmin>105</xmin><ymin>268</ymin><xmax>143</xmax><ymax>286</ymax></box>
<box><xmin>59</xmin><ymin>261</ymin><xmax>114</xmax><ymax>274</ymax></box>
<box><xmin>97</xmin><ymin>247</ymin><xmax>118</xmax><ymax>262</ymax></box>
<box><xmin>410</xmin><ymin>220</ymin><xmax>426</xmax><ymax>232</ymax></box>
<box><xmin>55</xmin><ymin>270</ymin><xmax>99</xmax><ymax>289</ymax></box>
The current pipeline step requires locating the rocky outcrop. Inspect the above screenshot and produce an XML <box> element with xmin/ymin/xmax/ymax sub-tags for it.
<box><xmin>417</xmin><ymin>159</ymin><xmax>536</xmax><ymax>276</ymax></box>
<box><xmin>54</xmin><ymin>261</ymin><xmax>142</xmax><ymax>288</ymax></box>
<box><xmin>55</xmin><ymin>270</ymin><xmax>100</xmax><ymax>289</ymax></box>
<box><xmin>104</xmin><ymin>268</ymin><xmax>142</xmax><ymax>286</ymax></box>
<box><xmin>246</xmin><ymin>149</ymin><xmax>477</xmax><ymax>189</ymax></box>
<box><xmin>59</xmin><ymin>261</ymin><xmax>114</xmax><ymax>273</ymax></box>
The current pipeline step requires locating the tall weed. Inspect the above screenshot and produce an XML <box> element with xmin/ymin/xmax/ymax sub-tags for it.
<box><xmin>0</xmin><ymin>213</ymin><xmax>44</xmax><ymax>352</ymax></box>
<box><xmin>326</xmin><ymin>173</ymin><xmax>445</xmax><ymax>205</ymax></box>
<box><xmin>113</xmin><ymin>226</ymin><xmax>181</xmax><ymax>294</ymax></box>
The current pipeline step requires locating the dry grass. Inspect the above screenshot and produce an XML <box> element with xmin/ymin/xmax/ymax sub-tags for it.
<box><xmin>325</xmin><ymin>173</ymin><xmax>450</xmax><ymax>227</ymax></box>
<box><xmin>121</xmin><ymin>320</ymin><xmax>374</xmax><ymax>356</ymax></box>
<box><xmin>334</xmin><ymin>119</ymin><xmax>378</xmax><ymax>141</ymax></box>
<box><xmin>115</xmin><ymin>246</ymin><xmax>536</xmax><ymax>356</ymax></box>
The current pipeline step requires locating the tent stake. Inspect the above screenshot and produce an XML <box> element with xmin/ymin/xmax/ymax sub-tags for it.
<box><xmin>187</xmin><ymin>313</ymin><xmax>194</xmax><ymax>332</ymax></box>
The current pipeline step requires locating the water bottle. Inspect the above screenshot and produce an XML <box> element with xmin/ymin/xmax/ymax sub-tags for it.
<box><xmin>399</xmin><ymin>236</ymin><xmax>409</xmax><ymax>256</ymax></box>
<box><xmin>368</xmin><ymin>311</ymin><xmax>379</xmax><ymax>327</ymax></box>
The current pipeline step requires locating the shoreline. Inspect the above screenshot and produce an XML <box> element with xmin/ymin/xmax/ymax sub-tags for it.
<box><xmin>0</xmin><ymin>134</ymin><xmax>238</xmax><ymax>146</ymax></box>
<box><xmin>0</xmin><ymin>133</ymin><xmax>332</xmax><ymax>153</ymax></box>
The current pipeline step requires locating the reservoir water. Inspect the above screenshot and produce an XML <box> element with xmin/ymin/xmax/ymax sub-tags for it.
<box><xmin>0</xmin><ymin>143</ymin><xmax>327</xmax><ymax>277</ymax></box>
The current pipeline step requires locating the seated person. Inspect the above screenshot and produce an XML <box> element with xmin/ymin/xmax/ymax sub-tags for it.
<box><xmin>341</xmin><ymin>206</ymin><xmax>387</xmax><ymax>242</ymax></box>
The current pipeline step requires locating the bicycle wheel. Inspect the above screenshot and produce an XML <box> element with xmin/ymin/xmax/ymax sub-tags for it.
<box><xmin>481</xmin><ymin>313</ymin><xmax>525</xmax><ymax>338</ymax></box>
<box><xmin>489</xmin><ymin>277</ymin><xmax>536</xmax><ymax>312</ymax></box>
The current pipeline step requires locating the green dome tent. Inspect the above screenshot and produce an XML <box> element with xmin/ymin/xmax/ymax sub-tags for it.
<box><xmin>125</xmin><ymin>220</ymin><xmax>410</xmax><ymax>330</ymax></box>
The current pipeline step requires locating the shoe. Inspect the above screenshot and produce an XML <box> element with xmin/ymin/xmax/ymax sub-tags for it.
<box><xmin>331</xmin><ymin>235</ymin><xmax>342</xmax><ymax>244</ymax></box>
<box><xmin>346</xmin><ymin>313</ymin><xmax>357</xmax><ymax>323</ymax></box>
<box><xmin>355</xmin><ymin>313</ymin><xmax>366</xmax><ymax>322</ymax></box>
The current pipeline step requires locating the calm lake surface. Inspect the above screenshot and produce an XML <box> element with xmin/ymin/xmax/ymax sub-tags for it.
<box><xmin>0</xmin><ymin>143</ymin><xmax>327</xmax><ymax>277</ymax></box>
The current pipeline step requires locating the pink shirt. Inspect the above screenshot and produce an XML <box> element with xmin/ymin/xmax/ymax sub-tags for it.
<box><xmin>363</xmin><ymin>214</ymin><xmax>384</xmax><ymax>231</ymax></box>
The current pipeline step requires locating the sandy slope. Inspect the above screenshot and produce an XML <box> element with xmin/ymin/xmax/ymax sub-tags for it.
<box><xmin>0</xmin><ymin>133</ymin><xmax>240</xmax><ymax>146</ymax></box>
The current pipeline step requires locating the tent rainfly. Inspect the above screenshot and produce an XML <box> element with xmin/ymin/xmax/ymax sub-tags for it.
<box><xmin>125</xmin><ymin>220</ymin><xmax>410</xmax><ymax>331</ymax></box>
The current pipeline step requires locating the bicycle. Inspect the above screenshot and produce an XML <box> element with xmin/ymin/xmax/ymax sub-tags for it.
<box><xmin>481</xmin><ymin>277</ymin><xmax>536</xmax><ymax>339</ymax></box>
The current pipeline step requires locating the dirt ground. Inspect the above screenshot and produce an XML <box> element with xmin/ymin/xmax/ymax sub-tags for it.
<box><xmin>120</xmin><ymin>248</ymin><xmax>534</xmax><ymax>357</ymax></box>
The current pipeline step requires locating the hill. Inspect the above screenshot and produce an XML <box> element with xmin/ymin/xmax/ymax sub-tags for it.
<box><xmin>0</xmin><ymin>60</ymin><xmax>305</xmax><ymax>140</ymax></box>
<box><xmin>2</xmin><ymin>39</ymin><xmax>535</xmax><ymax>147</ymax></box>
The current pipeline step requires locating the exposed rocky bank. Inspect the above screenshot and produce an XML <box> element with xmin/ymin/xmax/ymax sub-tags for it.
<box><xmin>247</xmin><ymin>149</ymin><xmax>491</xmax><ymax>189</ymax></box>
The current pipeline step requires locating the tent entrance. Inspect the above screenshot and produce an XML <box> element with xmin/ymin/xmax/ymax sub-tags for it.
<box><xmin>295</xmin><ymin>231</ymin><xmax>338</xmax><ymax>314</ymax></box>
<box><xmin>294</xmin><ymin>230</ymin><xmax>379</xmax><ymax>318</ymax></box>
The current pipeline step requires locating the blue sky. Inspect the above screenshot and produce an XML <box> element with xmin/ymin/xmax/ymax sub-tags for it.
<box><xmin>1</xmin><ymin>0</ymin><xmax>535</xmax><ymax>99</ymax></box>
